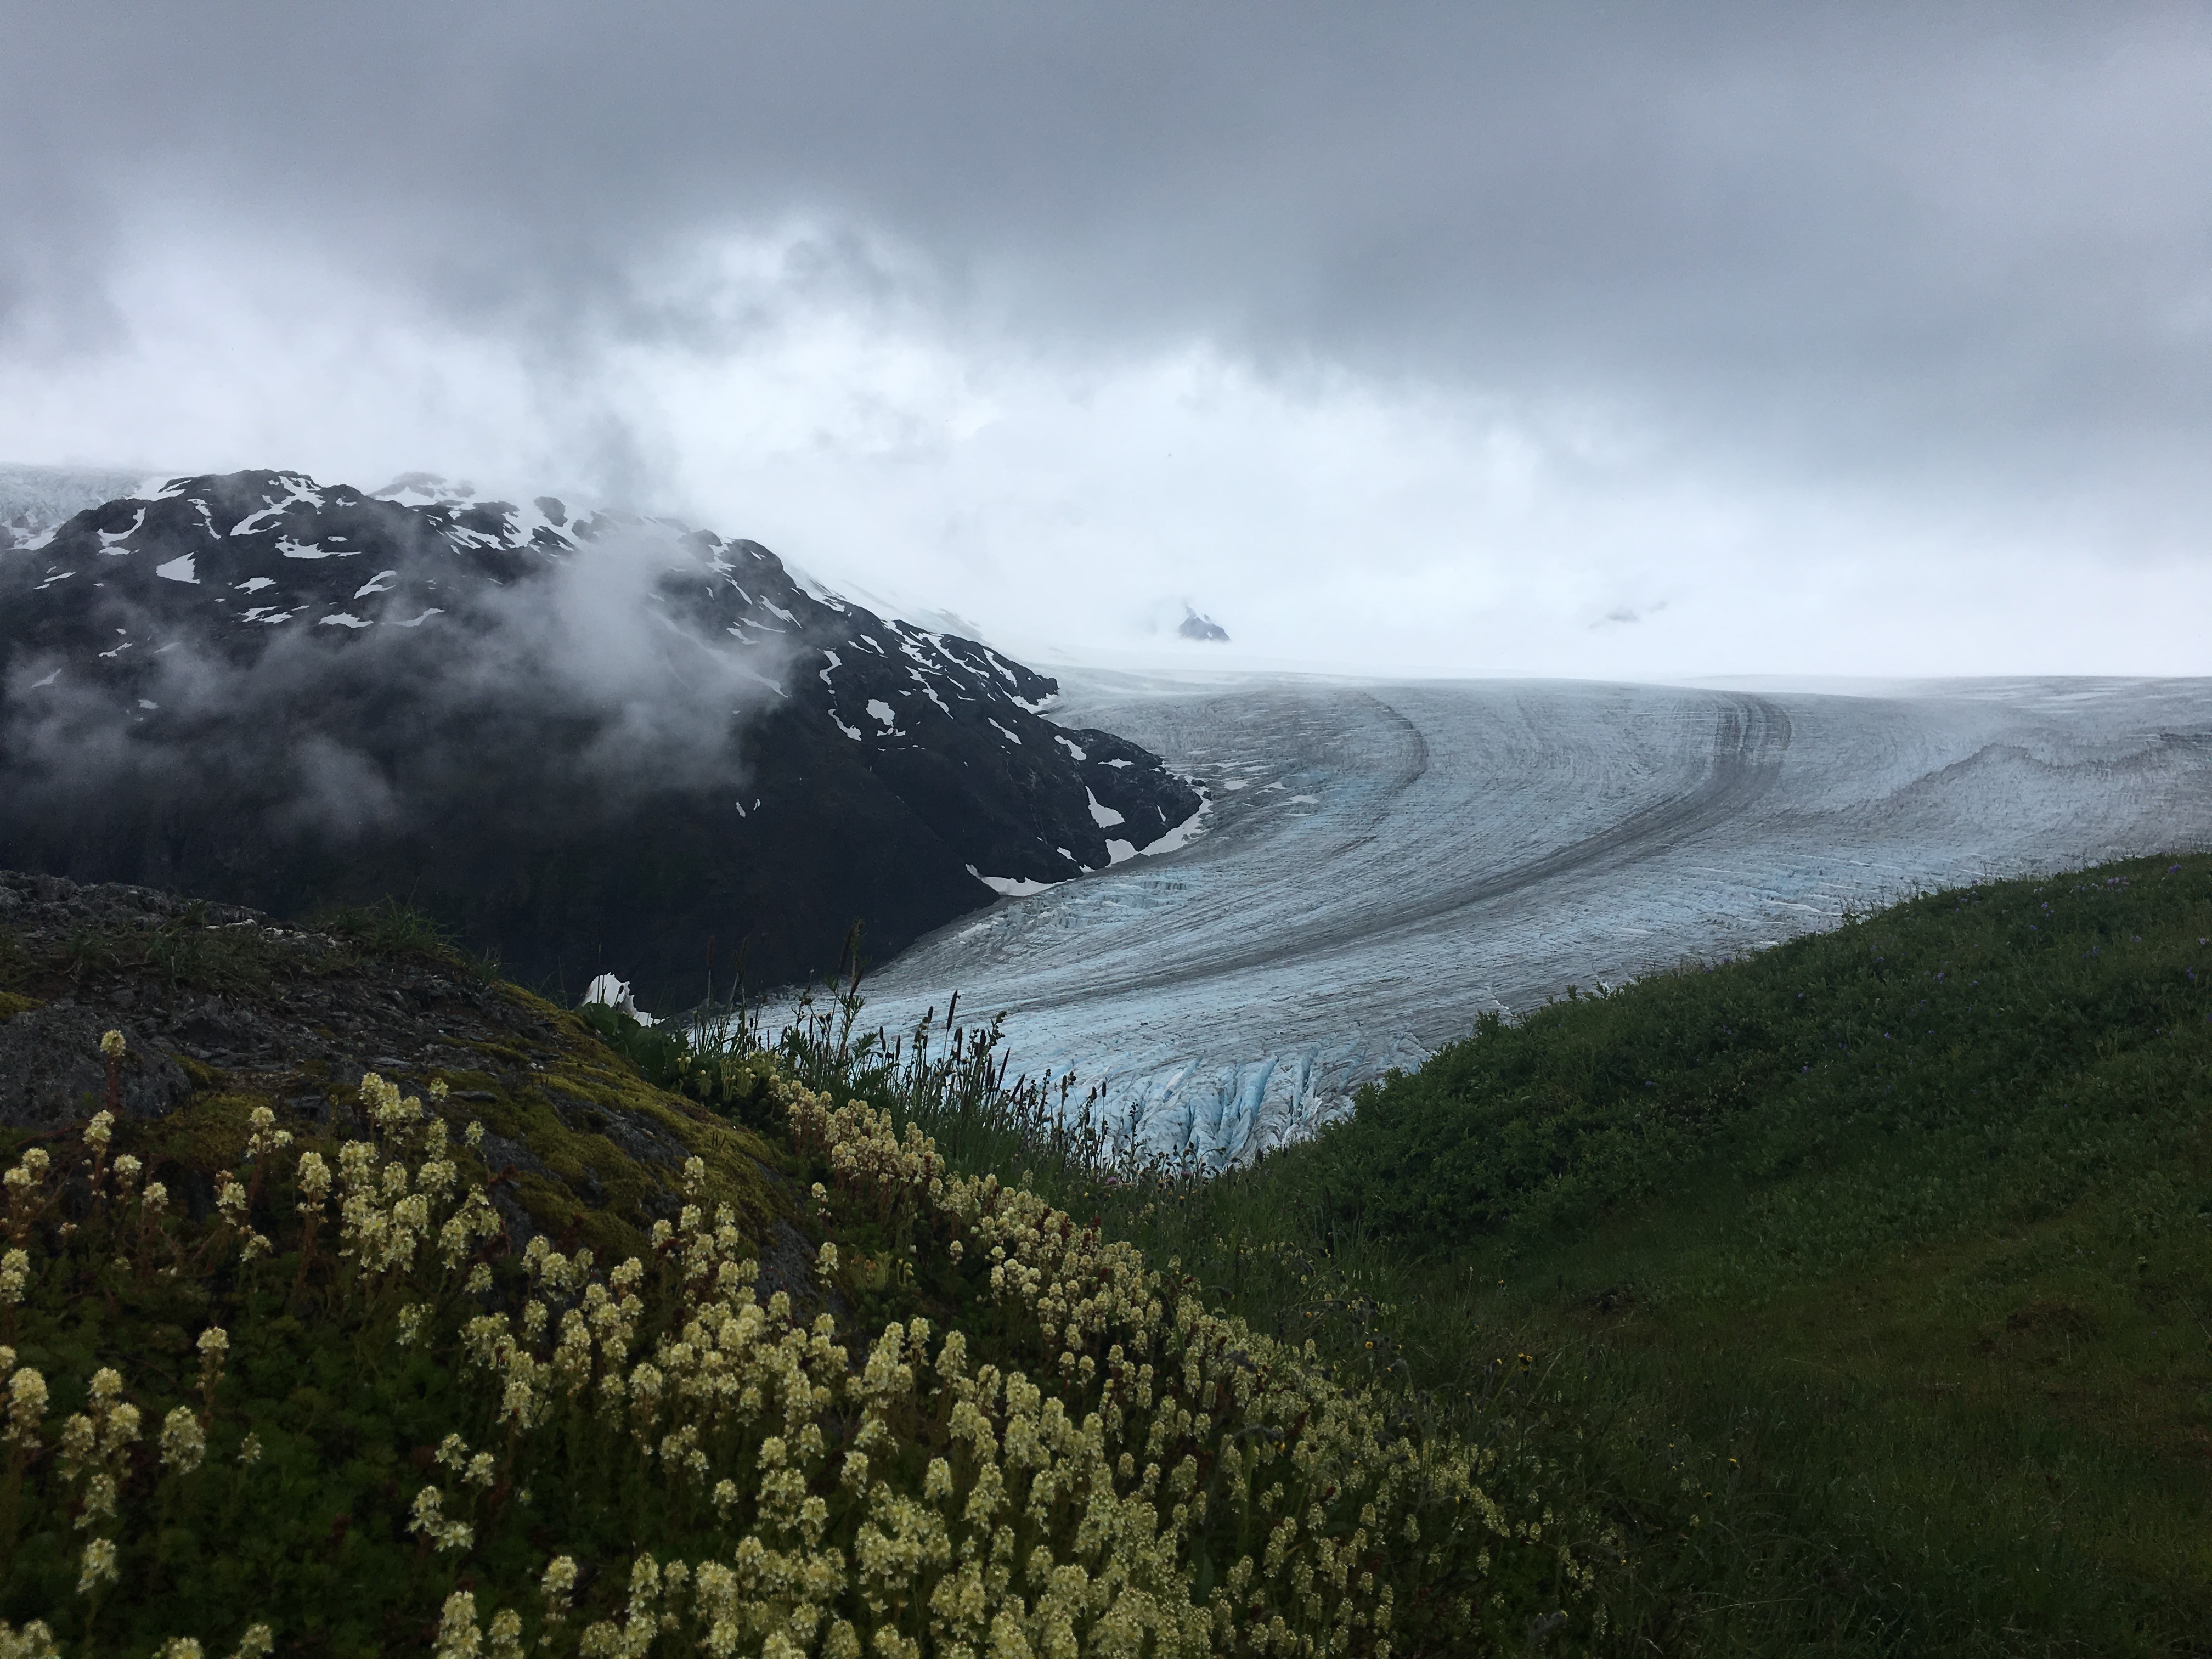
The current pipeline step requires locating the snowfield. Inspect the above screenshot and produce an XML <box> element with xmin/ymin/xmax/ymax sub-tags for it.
<box><xmin>854</xmin><ymin>672</ymin><xmax>2212</xmax><ymax>1167</ymax></box>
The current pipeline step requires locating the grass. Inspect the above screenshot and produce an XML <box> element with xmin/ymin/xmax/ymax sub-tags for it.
<box><xmin>313</xmin><ymin>898</ymin><xmax>498</xmax><ymax>980</ymax></box>
<box><xmin>8</xmin><ymin>896</ymin><xmax>483</xmax><ymax>1004</ymax></box>
<box><xmin>1014</xmin><ymin>850</ymin><xmax>2212</xmax><ymax>1656</ymax></box>
<box><xmin>5</xmin><ymin>849</ymin><xmax>2206</xmax><ymax>1654</ymax></box>
<box><xmin>703</xmin><ymin>850</ymin><xmax>2212</xmax><ymax>1653</ymax></box>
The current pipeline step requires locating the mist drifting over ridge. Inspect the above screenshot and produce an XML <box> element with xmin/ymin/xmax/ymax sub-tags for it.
<box><xmin>0</xmin><ymin>469</ymin><xmax>1202</xmax><ymax>1001</ymax></box>
<box><xmin>3</xmin><ymin>475</ymin><xmax>795</xmax><ymax>843</ymax></box>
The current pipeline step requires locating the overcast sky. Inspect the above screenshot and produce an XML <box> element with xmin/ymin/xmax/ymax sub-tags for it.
<box><xmin>4</xmin><ymin>2</ymin><xmax>2210</xmax><ymax>678</ymax></box>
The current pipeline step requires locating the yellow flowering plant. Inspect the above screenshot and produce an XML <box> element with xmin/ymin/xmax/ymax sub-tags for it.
<box><xmin>0</xmin><ymin>1024</ymin><xmax>1590</xmax><ymax>1656</ymax></box>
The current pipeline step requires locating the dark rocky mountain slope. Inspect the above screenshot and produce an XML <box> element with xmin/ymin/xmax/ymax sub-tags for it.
<box><xmin>0</xmin><ymin>470</ymin><xmax>1200</xmax><ymax>1006</ymax></box>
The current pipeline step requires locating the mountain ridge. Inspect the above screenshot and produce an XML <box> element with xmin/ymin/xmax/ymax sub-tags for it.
<box><xmin>0</xmin><ymin>469</ymin><xmax>1203</xmax><ymax>1005</ymax></box>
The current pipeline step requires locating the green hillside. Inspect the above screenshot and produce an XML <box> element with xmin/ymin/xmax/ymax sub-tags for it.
<box><xmin>1119</xmin><ymin>851</ymin><xmax>2212</xmax><ymax>1654</ymax></box>
<box><xmin>3</xmin><ymin>850</ymin><xmax>2208</xmax><ymax>1655</ymax></box>
<box><xmin>0</xmin><ymin>893</ymin><xmax>1587</xmax><ymax>1658</ymax></box>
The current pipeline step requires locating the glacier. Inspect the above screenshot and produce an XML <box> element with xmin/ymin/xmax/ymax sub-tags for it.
<box><xmin>848</xmin><ymin>672</ymin><xmax>2212</xmax><ymax>1167</ymax></box>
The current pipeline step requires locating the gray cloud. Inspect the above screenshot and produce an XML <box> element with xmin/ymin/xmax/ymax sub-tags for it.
<box><xmin>3</xmin><ymin>2</ymin><xmax>2209</xmax><ymax>674</ymax></box>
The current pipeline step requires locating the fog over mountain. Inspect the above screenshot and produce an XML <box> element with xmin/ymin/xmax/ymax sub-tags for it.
<box><xmin>4</xmin><ymin>4</ymin><xmax>2209</xmax><ymax>678</ymax></box>
<box><xmin>0</xmin><ymin>470</ymin><xmax>1200</xmax><ymax>1002</ymax></box>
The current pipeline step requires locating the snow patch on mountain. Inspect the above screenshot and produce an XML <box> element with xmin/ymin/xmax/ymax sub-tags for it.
<box><xmin>967</xmin><ymin>865</ymin><xmax>1057</xmax><ymax>898</ymax></box>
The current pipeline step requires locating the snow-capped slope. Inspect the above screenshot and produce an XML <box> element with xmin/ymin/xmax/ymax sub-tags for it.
<box><xmin>855</xmin><ymin>672</ymin><xmax>2212</xmax><ymax>1166</ymax></box>
<box><xmin>0</xmin><ymin>470</ymin><xmax>1199</xmax><ymax>1000</ymax></box>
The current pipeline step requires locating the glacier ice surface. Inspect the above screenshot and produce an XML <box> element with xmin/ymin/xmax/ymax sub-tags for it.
<box><xmin>853</xmin><ymin>672</ymin><xmax>2212</xmax><ymax>1168</ymax></box>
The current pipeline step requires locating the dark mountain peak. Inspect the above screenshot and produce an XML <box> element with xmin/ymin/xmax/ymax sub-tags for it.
<box><xmin>1180</xmin><ymin>607</ymin><xmax>1229</xmax><ymax>642</ymax></box>
<box><xmin>0</xmin><ymin>469</ymin><xmax>1202</xmax><ymax>1003</ymax></box>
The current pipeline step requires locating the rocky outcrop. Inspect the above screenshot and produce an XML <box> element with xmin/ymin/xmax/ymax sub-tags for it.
<box><xmin>0</xmin><ymin>866</ymin><xmax>788</xmax><ymax>1265</ymax></box>
<box><xmin>0</xmin><ymin>1002</ymin><xmax>193</xmax><ymax>1129</ymax></box>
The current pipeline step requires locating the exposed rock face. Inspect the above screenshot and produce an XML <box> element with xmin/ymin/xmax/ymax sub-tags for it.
<box><xmin>1178</xmin><ymin>609</ymin><xmax>1230</xmax><ymax>642</ymax></box>
<box><xmin>0</xmin><ymin>867</ymin><xmax>531</xmax><ymax>1111</ymax></box>
<box><xmin>0</xmin><ymin>1002</ymin><xmax>193</xmax><ymax>1129</ymax></box>
<box><xmin>0</xmin><ymin>471</ymin><xmax>1201</xmax><ymax>1004</ymax></box>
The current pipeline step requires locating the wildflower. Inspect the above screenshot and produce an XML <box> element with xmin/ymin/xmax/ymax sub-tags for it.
<box><xmin>0</xmin><ymin>1250</ymin><xmax>27</xmax><ymax>1308</ymax></box>
<box><xmin>229</xmin><ymin>1628</ymin><xmax>275</xmax><ymax>1659</ymax></box>
<box><xmin>83</xmin><ymin>1111</ymin><xmax>114</xmax><ymax>1153</ymax></box>
<box><xmin>153</xmin><ymin>1642</ymin><xmax>202</xmax><ymax>1659</ymax></box>
<box><xmin>294</xmin><ymin>1152</ymin><xmax>332</xmax><ymax>1211</ymax></box>
<box><xmin>360</xmin><ymin>1072</ymin><xmax>420</xmax><ymax>1135</ymax></box>
<box><xmin>99</xmin><ymin>1030</ymin><xmax>125</xmax><ymax>1062</ymax></box>
<box><xmin>198</xmin><ymin>1327</ymin><xmax>230</xmax><ymax>1390</ymax></box>
<box><xmin>159</xmin><ymin>1406</ymin><xmax>206</xmax><ymax>1474</ymax></box>
<box><xmin>435</xmin><ymin>1593</ymin><xmax>482</xmax><ymax>1659</ymax></box>
<box><xmin>3</xmin><ymin>1153</ymin><xmax>49</xmax><ymax>1242</ymax></box>
<box><xmin>438</xmin><ymin>1190</ymin><xmax>503</xmax><ymax>1269</ymax></box>
<box><xmin>0</xmin><ymin>1621</ymin><xmax>60</xmax><ymax>1659</ymax></box>
<box><xmin>986</xmin><ymin>1610</ymin><xmax>1029</xmax><ymax>1659</ymax></box>
<box><xmin>5</xmin><ymin>1371</ymin><xmax>48</xmax><ymax>1451</ymax></box>
<box><xmin>236</xmin><ymin>1432</ymin><xmax>263</xmax><ymax>1466</ymax></box>
<box><xmin>487</xmin><ymin>1609</ymin><xmax>523</xmax><ymax>1659</ymax></box>
<box><xmin>816</xmin><ymin>1241</ymin><xmax>840</xmax><ymax>1284</ymax></box>
<box><xmin>408</xmin><ymin>1486</ymin><xmax>475</xmax><ymax>1553</ymax></box>
<box><xmin>541</xmin><ymin>1556</ymin><xmax>579</xmax><ymax>1624</ymax></box>
<box><xmin>214</xmin><ymin>1173</ymin><xmax>249</xmax><ymax>1227</ymax></box>
<box><xmin>396</xmin><ymin>1304</ymin><xmax>430</xmax><ymax>1346</ymax></box>
<box><xmin>77</xmin><ymin>1473</ymin><xmax>119</xmax><ymax>1527</ymax></box>
<box><xmin>244</xmin><ymin>1105</ymin><xmax>292</xmax><ymax>1161</ymax></box>
<box><xmin>76</xmin><ymin>1537</ymin><xmax>117</xmax><ymax>1595</ymax></box>
<box><xmin>89</xmin><ymin>1369</ymin><xmax>131</xmax><ymax>1426</ymax></box>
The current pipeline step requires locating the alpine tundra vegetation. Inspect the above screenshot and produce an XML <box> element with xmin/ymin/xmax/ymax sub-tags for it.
<box><xmin>2</xmin><ymin>850</ymin><xmax>2210</xmax><ymax>1655</ymax></box>
<box><xmin>0</xmin><ymin>878</ymin><xmax>1590</xmax><ymax>1658</ymax></box>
